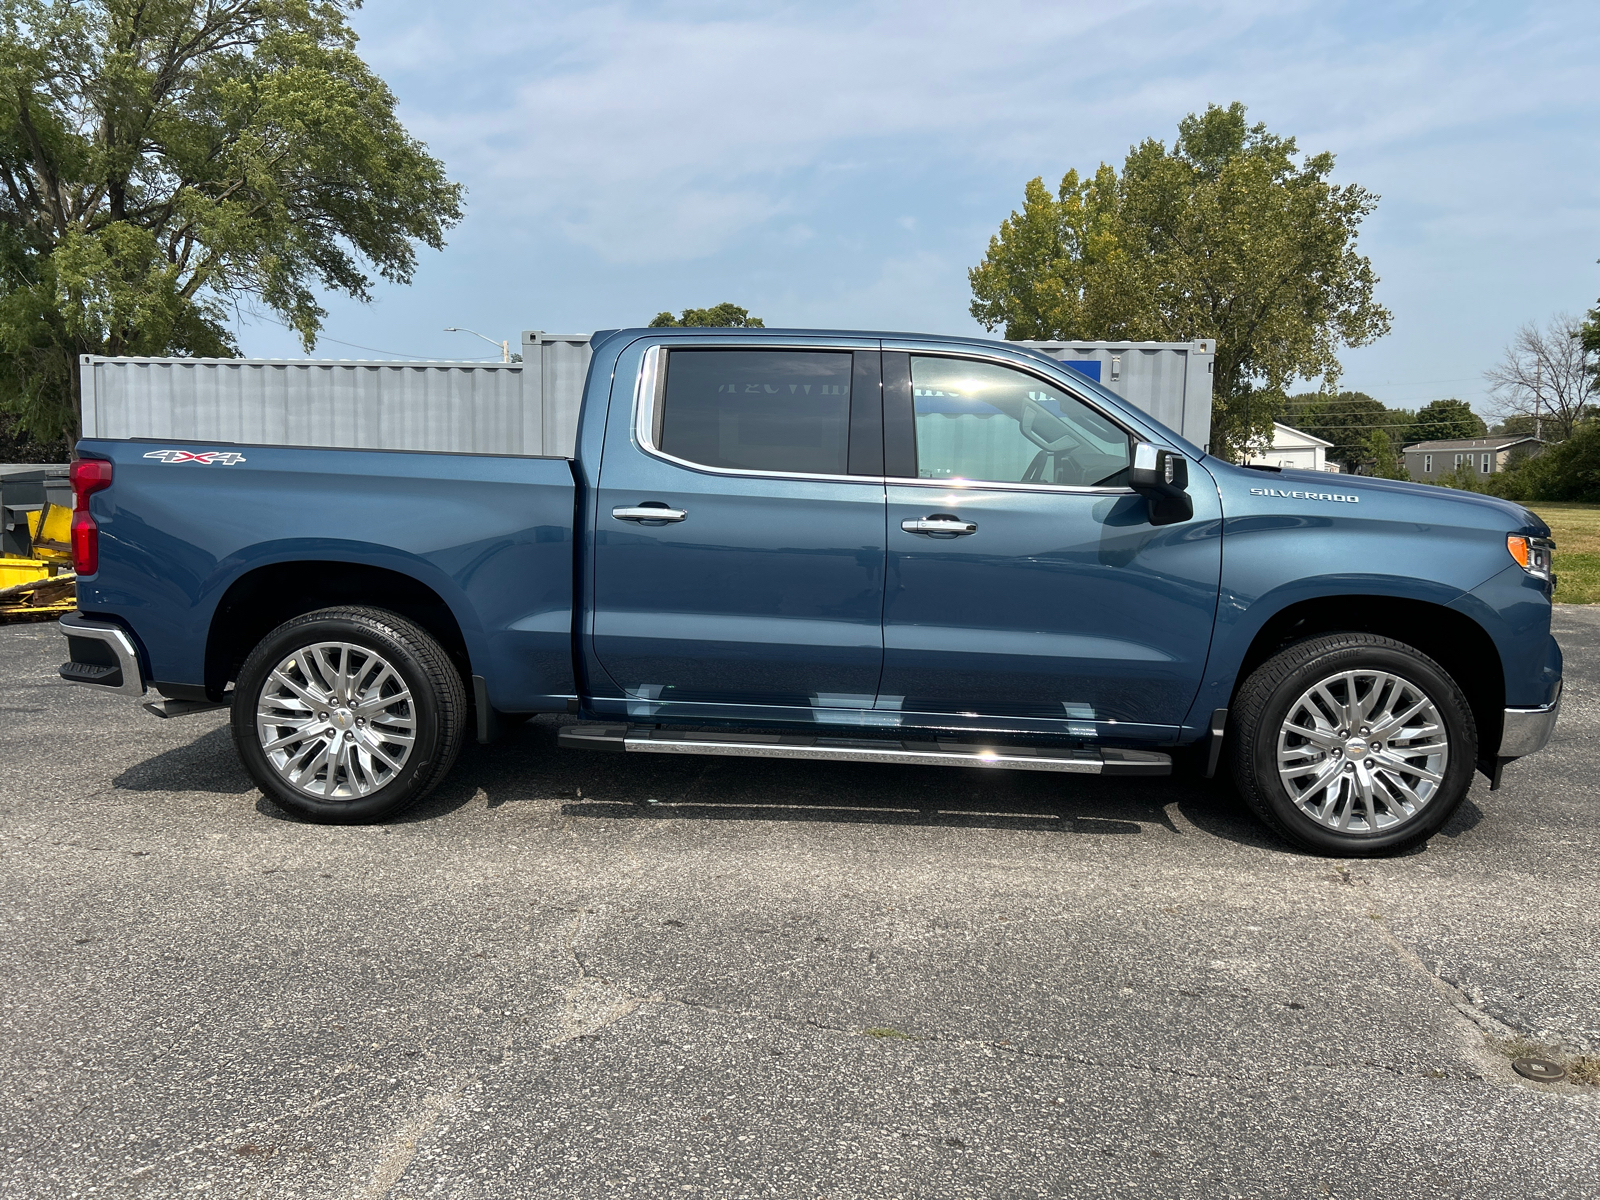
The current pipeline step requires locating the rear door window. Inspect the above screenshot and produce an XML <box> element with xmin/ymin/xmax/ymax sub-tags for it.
<box><xmin>659</xmin><ymin>350</ymin><xmax>853</xmax><ymax>475</ymax></box>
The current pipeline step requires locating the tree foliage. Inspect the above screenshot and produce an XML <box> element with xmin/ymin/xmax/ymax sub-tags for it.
<box><xmin>1491</xmin><ymin>414</ymin><xmax>1541</xmax><ymax>437</ymax></box>
<box><xmin>0</xmin><ymin>0</ymin><xmax>463</xmax><ymax>440</ymax></box>
<box><xmin>1409</xmin><ymin>398</ymin><xmax>1487</xmax><ymax>444</ymax></box>
<box><xmin>1364</xmin><ymin>428</ymin><xmax>1408</xmax><ymax>480</ymax></box>
<box><xmin>1581</xmin><ymin>275</ymin><xmax>1600</xmax><ymax>376</ymax></box>
<box><xmin>1484</xmin><ymin>314</ymin><xmax>1593</xmax><ymax>442</ymax></box>
<box><xmin>968</xmin><ymin>102</ymin><xmax>1391</xmax><ymax>460</ymax></box>
<box><xmin>1479</xmin><ymin>419</ymin><xmax>1600</xmax><ymax>503</ymax></box>
<box><xmin>1283</xmin><ymin>390</ymin><xmax>1390</xmax><ymax>472</ymax></box>
<box><xmin>648</xmin><ymin>302</ymin><xmax>764</xmax><ymax>329</ymax></box>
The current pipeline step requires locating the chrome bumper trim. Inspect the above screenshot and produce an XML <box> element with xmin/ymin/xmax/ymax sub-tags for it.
<box><xmin>57</xmin><ymin>613</ymin><xmax>146</xmax><ymax>697</ymax></box>
<box><xmin>1499</xmin><ymin>690</ymin><xmax>1560</xmax><ymax>758</ymax></box>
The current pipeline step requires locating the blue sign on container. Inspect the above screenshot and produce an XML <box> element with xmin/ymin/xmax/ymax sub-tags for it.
<box><xmin>1060</xmin><ymin>359</ymin><xmax>1102</xmax><ymax>382</ymax></box>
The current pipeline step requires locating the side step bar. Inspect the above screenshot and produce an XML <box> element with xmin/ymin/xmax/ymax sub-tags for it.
<box><xmin>557</xmin><ymin>724</ymin><xmax>1169</xmax><ymax>776</ymax></box>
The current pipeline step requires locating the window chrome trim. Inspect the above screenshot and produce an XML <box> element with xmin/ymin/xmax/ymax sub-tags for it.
<box><xmin>628</xmin><ymin>340</ymin><xmax>1156</xmax><ymax>492</ymax></box>
<box><xmin>631</xmin><ymin>343</ymin><xmax>876</xmax><ymax>485</ymax></box>
<box><xmin>885</xmin><ymin>476</ymin><xmax>1135</xmax><ymax>496</ymax></box>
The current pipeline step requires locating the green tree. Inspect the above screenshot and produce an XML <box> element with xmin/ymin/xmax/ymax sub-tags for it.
<box><xmin>1580</xmin><ymin>274</ymin><xmax>1600</xmax><ymax>372</ymax></box>
<box><xmin>1491</xmin><ymin>414</ymin><xmax>1541</xmax><ymax>438</ymax></box>
<box><xmin>649</xmin><ymin>302</ymin><xmax>765</xmax><ymax>328</ymax></box>
<box><xmin>1289</xmin><ymin>390</ymin><xmax>1389</xmax><ymax>472</ymax></box>
<box><xmin>1409</xmin><ymin>398</ymin><xmax>1487</xmax><ymax>444</ymax></box>
<box><xmin>1364</xmin><ymin>428</ymin><xmax>1408</xmax><ymax>480</ymax></box>
<box><xmin>0</xmin><ymin>0</ymin><xmax>463</xmax><ymax>442</ymax></box>
<box><xmin>968</xmin><ymin>102</ymin><xmax>1391</xmax><ymax>460</ymax></box>
<box><xmin>1487</xmin><ymin>419</ymin><xmax>1600</xmax><ymax>503</ymax></box>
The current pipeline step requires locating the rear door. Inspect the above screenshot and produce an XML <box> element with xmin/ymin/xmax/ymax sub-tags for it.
<box><xmin>875</xmin><ymin>348</ymin><xmax>1222</xmax><ymax>742</ymax></box>
<box><xmin>590</xmin><ymin>338</ymin><xmax>889</xmax><ymax>723</ymax></box>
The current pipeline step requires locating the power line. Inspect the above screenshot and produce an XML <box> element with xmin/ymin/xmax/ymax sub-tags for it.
<box><xmin>313</xmin><ymin>335</ymin><xmax>501</xmax><ymax>361</ymax></box>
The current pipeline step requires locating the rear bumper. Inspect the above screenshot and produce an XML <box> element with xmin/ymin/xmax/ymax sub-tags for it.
<box><xmin>57</xmin><ymin>613</ymin><xmax>146</xmax><ymax>697</ymax></box>
<box><xmin>1498</xmin><ymin>685</ymin><xmax>1560</xmax><ymax>758</ymax></box>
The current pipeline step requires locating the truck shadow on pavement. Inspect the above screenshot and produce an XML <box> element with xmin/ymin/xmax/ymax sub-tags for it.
<box><xmin>401</xmin><ymin>716</ymin><xmax>1297</xmax><ymax>852</ymax></box>
<box><xmin>112</xmin><ymin>723</ymin><xmax>256</xmax><ymax>794</ymax></box>
<box><xmin>109</xmin><ymin>714</ymin><xmax>1483</xmax><ymax>854</ymax></box>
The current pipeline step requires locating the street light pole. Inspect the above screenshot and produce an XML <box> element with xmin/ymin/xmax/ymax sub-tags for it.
<box><xmin>444</xmin><ymin>326</ymin><xmax>510</xmax><ymax>363</ymax></box>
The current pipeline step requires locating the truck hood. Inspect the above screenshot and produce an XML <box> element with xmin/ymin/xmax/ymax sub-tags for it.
<box><xmin>1217</xmin><ymin>463</ymin><xmax>1549</xmax><ymax>537</ymax></box>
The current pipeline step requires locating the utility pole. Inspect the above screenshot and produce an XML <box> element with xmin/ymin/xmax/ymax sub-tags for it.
<box><xmin>1534</xmin><ymin>358</ymin><xmax>1542</xmax><ymax>442</ymax></box>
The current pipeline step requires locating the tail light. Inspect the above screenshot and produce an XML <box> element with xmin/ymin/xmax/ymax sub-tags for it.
<box><xmin>69</xmin><ymin>458</ymin><xmax>114</xmax><ymax>576</ymax></box>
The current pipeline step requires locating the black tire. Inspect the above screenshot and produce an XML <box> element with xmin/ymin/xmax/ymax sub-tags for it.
<box><xmin>231</xmin><ymin>606</ymin><xmax>467</xmax><ymax>823</ymax></box>
<box><xmin>1230</xmin><ymin>633</ymin><xmax>1477</xmax><ymax>856</ymax></box>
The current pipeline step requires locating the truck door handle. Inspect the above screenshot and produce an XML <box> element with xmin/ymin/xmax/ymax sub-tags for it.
<box><xmin>612</xmin><ymin>505</ymin><xmax>687</xmax><ymax>523</ymax></box>
<box><xmin>901</xmin><ymin>516</ymin><xmax>977</xmax><ymax>536</ymax></box>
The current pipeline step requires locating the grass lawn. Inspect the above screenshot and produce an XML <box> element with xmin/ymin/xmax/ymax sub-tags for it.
<box><xmin>1526</xmin><ymin>503</ymin><xmax>1600</xmax><ymax>604</ymax></box>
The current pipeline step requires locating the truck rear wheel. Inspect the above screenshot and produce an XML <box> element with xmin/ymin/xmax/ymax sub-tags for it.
<box><xmin>1230</xmin><ymin>633</ymin><xmax>1476</xmax><ymax>856</ymax></box>
<box><xmin>231</xmin><ymin>606</ymin><xmax>467</xmax><ymax>823</ymax></box>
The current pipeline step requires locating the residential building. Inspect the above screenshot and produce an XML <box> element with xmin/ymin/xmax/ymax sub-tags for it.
<box><xmin>1401</xmin><ymin>436</ymin><xmax>1544</xmax><ymax>482</ymax></box>
<box><xmin>1245</xmin><ymin>422</ymin><xmax>1339</xmax><ymax>472</ymax></box>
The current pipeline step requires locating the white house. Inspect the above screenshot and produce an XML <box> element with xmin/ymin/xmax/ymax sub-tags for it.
<box><xmin>1246</xmin><ymin>423</ymin><xmax>1338</xmax><ymax>473</ymax></box>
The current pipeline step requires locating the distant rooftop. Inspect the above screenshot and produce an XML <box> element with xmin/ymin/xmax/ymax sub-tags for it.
<box><xmin>1401</xmin><ymin>435</ymin><xmax>1544</xmax><ymax>452</ymax></box>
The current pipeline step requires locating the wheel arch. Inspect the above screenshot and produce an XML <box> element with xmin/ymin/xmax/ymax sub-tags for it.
<box><xmin>204</xmin><ymin>560</ymin><xmax>473</xmax><ymax>700</ymax></box>
<box><xmin>1228</xmin><ymin>595</ymin><xmax>1504</xmax><ymax>758</ymax></box>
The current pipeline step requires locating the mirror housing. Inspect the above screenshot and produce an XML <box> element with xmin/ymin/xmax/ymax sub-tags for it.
<box><xmin>1128</xmin><ymin>442</ymin><xmax>1193</xmax><ymax>526</ymax></box>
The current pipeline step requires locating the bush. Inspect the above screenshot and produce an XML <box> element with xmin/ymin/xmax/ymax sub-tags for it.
<box><xmin>1491</xmin><ymin>421</ymin><xmax>1600</xmax><ymax>503</ymax></box>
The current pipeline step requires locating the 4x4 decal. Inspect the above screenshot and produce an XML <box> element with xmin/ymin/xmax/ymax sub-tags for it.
<box><xmin>143</xmin><ymin>449</ymin><xmax>247</xmax><ymax>465</ymax></box>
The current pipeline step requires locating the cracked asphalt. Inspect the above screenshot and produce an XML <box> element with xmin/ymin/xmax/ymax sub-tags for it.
<box><xmin>2</xmin><ymin>609</ymin><xmax>1598</xmax><ymax>1199</ymax></box>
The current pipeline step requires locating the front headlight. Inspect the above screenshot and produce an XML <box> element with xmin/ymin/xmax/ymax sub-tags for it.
<box><xmin>1507</xmin><ymin>534</ymin><xmax>1554</xmax><ymax>582</ymax></box>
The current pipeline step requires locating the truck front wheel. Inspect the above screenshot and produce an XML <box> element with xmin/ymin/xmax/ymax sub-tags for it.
<box><xmin>1230</xmin><ymin>633</ymin><xmax>1477</xmax><ymax>856</ymax></box>
<box><xmin>231</xmin><ymin>607</ymin><xmax>467</xmax><ymax>823</ymax></box>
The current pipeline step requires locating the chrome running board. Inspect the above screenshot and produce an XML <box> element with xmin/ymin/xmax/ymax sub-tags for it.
<box><xmin>557</xmin><ymin>724</ymin><xmax>1169</xmax><ymax>776</ymax></box>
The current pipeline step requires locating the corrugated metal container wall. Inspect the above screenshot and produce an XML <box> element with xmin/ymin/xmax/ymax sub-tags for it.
<box><xmin>81</xmin><ymin>335</ymin><xmax>1208</xmax><ymax>460</ymax></box>
<box><xmin>80</xmin><ymin>332</ymin><xmax>596</xmax><ymax>459</ymax></box>
<box><xmin>1010</xmin><ymin>340</ymin><xmax>1214</xmax><ymax>451</ymax></box>
<box><xmin>520</xmin><ymin>332</ymin><xmax>593</xmax><ymax>458</ymax></box>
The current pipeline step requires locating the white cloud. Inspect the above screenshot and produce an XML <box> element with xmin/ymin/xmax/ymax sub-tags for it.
<box><xmin>238</xmin><ymin>0</ymin><xmax>1600</xmax><ymax>412</ymax></box>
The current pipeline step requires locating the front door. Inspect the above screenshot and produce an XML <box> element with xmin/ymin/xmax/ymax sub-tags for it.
<box><xmin>876</xmin><ymin>350</ymin><xmax>1222</xmax><ymax>741</ymax></box>
<box><xmin>591</xmin><ymin>341</ymin><xmax>888</xmax><ymax>721</ymax></box>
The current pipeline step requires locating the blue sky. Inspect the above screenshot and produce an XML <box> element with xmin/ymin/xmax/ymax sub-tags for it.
<box><xmin>236</xmin><ymin>0</ymin><xmax>1600</xmax><ymax>417</ymax></box>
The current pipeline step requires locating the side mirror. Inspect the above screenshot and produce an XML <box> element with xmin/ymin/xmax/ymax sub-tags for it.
<box><xmin>1128</xmin><ymin>442</ymin><xmax>1193</xmax><ymax>526</ymax></box>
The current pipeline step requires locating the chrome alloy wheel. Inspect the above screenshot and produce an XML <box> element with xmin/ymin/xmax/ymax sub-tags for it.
<box><xmin>255</xmin><ymin>641</ymin><xmax>416</xmax><ymax>800</ymax></box>
<box><xmin>1275</xmin><ymin>669</ymin><xmax>1450</xmax><ymax>835</ymax></box>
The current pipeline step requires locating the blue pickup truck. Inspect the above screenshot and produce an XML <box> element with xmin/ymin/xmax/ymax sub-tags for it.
<box><xmin>57</xmin><ymin>328</ymin><xmax>1562</xmax><ymax>855</ymax></box>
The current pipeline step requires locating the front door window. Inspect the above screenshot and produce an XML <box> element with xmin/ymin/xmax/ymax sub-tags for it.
<box><xmin>911</xmin><ymin>356</ymin><xmax>1132</xmax><ymax>488</ymax></box>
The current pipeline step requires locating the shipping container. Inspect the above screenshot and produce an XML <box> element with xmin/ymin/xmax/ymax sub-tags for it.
<box><xmin>81</xmin><ymin>333</ymin><xmax>1211</xmax><ymax>458</ymax></box>
<box><xmin>1012</xmin><ymin>340</ymin><xmax>1214</xmax><ymax>451</ymax></box>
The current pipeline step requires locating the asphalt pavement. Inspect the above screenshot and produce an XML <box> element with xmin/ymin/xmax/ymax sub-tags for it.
<box><xmin>1</xmin><ymin>610</ymin><xmax>1597</xmax><ymax>1199</ymax></box>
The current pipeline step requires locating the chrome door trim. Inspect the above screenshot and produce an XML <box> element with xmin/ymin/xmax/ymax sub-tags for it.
<box><xmin>886</xmin><ymin>476</ymin><xmax>1136</xmax><ymax>497</ymax></box>
<box><xmin>626</xmin><ymin>340</ymin><xmax>1158</xmax><ymax>493</ymax></box>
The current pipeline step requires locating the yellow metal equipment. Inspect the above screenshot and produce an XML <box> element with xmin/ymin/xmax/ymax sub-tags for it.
<box><xmin>0</xmin><ymin>501</ymin><xmax>75</xmax><ymax>621</ymax></box>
